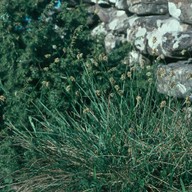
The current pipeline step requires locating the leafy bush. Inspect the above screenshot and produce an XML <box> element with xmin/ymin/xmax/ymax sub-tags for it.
<box><xmin>0</xmin><ymin>0</ymin><xmax>149</xmax><ymax>130</ymax></box>
<box><xmin>0</xmin><ymin>0</ymin><xmax>101</xmax><ymax>127</ymax></box>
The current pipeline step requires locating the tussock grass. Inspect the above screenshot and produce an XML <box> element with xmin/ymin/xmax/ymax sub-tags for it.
<box><xmin>2</xmin><ymin>68</ymin><xmax>192</xmax><ymax>192</ymax></box>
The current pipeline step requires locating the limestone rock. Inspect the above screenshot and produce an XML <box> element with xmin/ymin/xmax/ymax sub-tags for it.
<box><xmin>107</xmin><ymin>10</ymin><xmax>130</xmax><ymax>32</ymax></box>
<box><xmin>105</xmin><ymin>33</ymin><xmax>117</xmax><ymax>52</ymax></box>
<box><xmin>127</xmin><ymin>15</ymin><xmax>169</xmax><ymax>54</ymax></box>
<box><xmin>156</xmin><ymin>59</ymin><xmax>192</xmax><ymax>99</ymax></box>
<box><xmin>109</xmin><ymin>0</ymin><xmax>128</xmax><ymax>9</ymax></box>
<box><xmin>128</xmin><ymin>0</ymin><xmax>168</xmax><ymax>15</ymax></box>
<box><xmin>91</xmin><ymin>23</ymin><xmax>108</xmax><ymax>36</ymax></box>
<box><xmin>160</xmin><ymin>32</ymin><xmax>192</xmax><ymax>58</ymax></box>
<box><xmin>168</xmin><ymin>0</ymin><xmax>192</xmax><ymax>25</ymax></box>
<box><xmin>127</xmin><ymin>15</ymin><xmax>192</xmax><ymax>58</ymax></box>
<box><xmin>104</xmin><ymin>33</ymin><xmax>126</xmax><ymax>52</ymax></box>
<box><xmin>89</xmin><ymin>0</ymin><xmax>110</xmax><ymax>5</ymax></box>
<box><xmin>88</xmin><ymin>5</ymin><xmax>116</xmax><ymax>24</ymax></box>
<box><xmin>126</xmin><ymin>50</ymin><xmax>151</xmax><ymax>68</ymax></box>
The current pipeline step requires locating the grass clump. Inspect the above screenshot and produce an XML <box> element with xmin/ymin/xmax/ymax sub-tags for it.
<box><xmin>2</xmin><ymin>63</ymin><xmax>192</xmax><ymax>191</ymax></box>
<box><xmin>0</xmin><ymin>1</ymin><xmax>192</xmax><ymax>192</ymax></box>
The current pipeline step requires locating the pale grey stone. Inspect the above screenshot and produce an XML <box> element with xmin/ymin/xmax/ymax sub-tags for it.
<box><xmin>109</xmin><ymin>0</ymin><xmax>128</xmax><ymax>9</ymax></box>
<box><xmin>88</xmin><ymin>5</ymin><xmax>115</xmax><ymax>24</ymax></box>
<box><xmin>89</xmin><ymin>0</ymin><xmax>110</xmax><ymax>4</ymax></box>
<box><xmin>126</xmin><ymin>50</ymin><xmax>151</xmax><ymax>68</ymax></box>
<box><xmin>126</xmin><ymin>15</ymin><xmax>192</xmax><ymax>58</ymax></box>
<box><xmin>156</xmin><ymin>60</ymin><xmax>192</xmax><ymax>99</ymax></box>
<box><xmin>128</xmin><ymin>0</ymin><xmax>168</xmax><ymax>15</ymax></box>
<box><xmin>168</xmin><ymin>0</ymin><xmax>192</xmax><ymax>25</ymax></box>
<box><xmin>106</xmin><ymin>10</ymin><xmax>130</xmax><ymax>32</ymax></box>
<box><xmin>104</xmin><ymin>33</ymin><xmax>126</xmax><ymax>52</ymax></box>
<box><xmin>91</xmin><ymin>23</ymin><xmax>108</xmax><ymax>36</ymax></box>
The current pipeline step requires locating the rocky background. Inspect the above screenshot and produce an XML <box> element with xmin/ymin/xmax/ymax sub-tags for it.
<box><xmin>68</xmin><ymin>0</ymin><xmax>192</xmax><ymax>101</ymax></box>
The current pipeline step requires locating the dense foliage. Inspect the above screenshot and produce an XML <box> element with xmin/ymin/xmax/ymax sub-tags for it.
<box><xmin>0</xmin><ymin>1</ymin><xmax>191</xmax><ymax>192</ymax></box>
<box><xmin>0</xmin><ymin>0</ymin><xmax>93</xmax><ymax>127</ymax></box>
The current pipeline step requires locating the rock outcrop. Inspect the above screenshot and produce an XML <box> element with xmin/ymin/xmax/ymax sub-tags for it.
<box><xmin>83</xmin><ymin>0</ymin><xmax>192</xmax><ymax>100</ymax></box>
<box><xmin>128</xmin><ymin>0</ymin><xmax>168</xmax><ymax>15</ymax></box>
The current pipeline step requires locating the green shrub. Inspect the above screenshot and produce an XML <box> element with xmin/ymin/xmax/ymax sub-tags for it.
<box><xmin>0</xmin><ymin>0</ymin><xmax>158</xmax><ymax>129</ymax></box>
<box><xmin>0</xmin><ymin>0</ymin><xmax>103</xmax><ymax>128</ymax></box>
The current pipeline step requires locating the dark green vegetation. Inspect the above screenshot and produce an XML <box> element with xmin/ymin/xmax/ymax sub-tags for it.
<box><xmin>0</xmin><ymin>1</ymin><xmax>191</xmax><ymax>191</ymax></box>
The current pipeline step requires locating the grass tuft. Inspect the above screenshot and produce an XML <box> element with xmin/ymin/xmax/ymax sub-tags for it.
<box><xmin>2</xmin><ymin>67</ymin><xmax>192</xmax><ymax>192</ymax></box>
